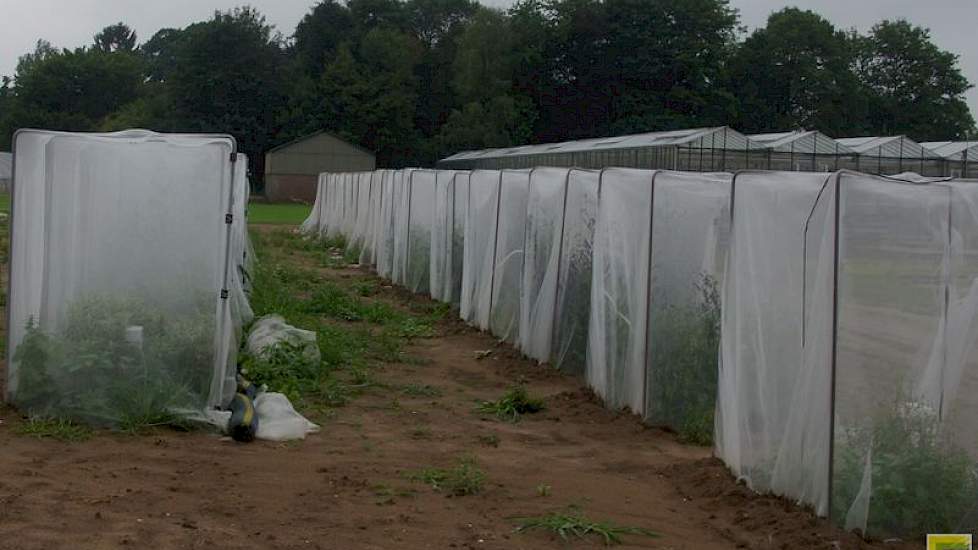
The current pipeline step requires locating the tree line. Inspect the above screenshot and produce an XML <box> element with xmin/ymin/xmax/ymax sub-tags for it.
<box><xmin>0</xmin><ymin>1</ymin><xmax>973</xmax><ymax>179</ymax></box>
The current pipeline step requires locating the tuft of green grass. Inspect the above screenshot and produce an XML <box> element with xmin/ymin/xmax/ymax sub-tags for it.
<box><xmin>536</xmin><ymin>484</ymin><xmax>552</xmax><ymax>497</ymax></box>
<box><xmin>477</xmin><ymin>433</ymin><xmax>500</xmax><ymax>447</ymax></box>
<box><xmin>407</xmin><ymin>456</ymin><xmax>486</xmax><ymax>496</ymax></box>
<box><xmin>409</xmin><ymin>425</ymin><xmax>432</xmax><ymax>439</ymax></box>
<box><xmin>353</xmin><ymin>281</ymin><xmax>379</xmax><ymax>297</ymax></box>
<box><xmin>372</xmin><ymin>484</ymin><xmax>417</xmax><ymax>505</ymax></box>
<box><xmin>401</xmin><ymin>384</ymin><xmax>441</xmax><ymax>397</ymax></box>
<box><xmin>16</xmin><ymin>417</ymin><xmax>94</xmax><ymax>442</ymax></box>
<box><xmin>478</xmin><ymin>384</ymin><xmax>546</xmax><ymax>422</ymax></box>
<box><xmin>513</xmin><ymin>508</ymin><xmax>659</xmax><ymax>546</ymax></box>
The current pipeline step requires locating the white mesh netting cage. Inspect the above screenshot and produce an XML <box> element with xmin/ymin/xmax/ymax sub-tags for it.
<box><xmin>7</xmin><ymin>129</ymin><xmax>251</xmax><ymax>427</ymax></box>
<box><xmin>717</xmin><ymin>170</ymin><xmax>978</xmax><ymax>537</ymax></box>
<box><xmin>306</xmin><ymin>165</ymin><xmax>978</xmax><ymax>538</ymax></box>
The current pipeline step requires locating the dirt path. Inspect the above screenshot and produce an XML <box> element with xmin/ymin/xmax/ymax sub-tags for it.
<box><xmin>0</xmin><ymin>226</ymin><xmax>914</xmax><ymax>550</ymax></box>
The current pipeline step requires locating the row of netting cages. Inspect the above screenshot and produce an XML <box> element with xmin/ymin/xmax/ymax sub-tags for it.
<box><xmin>310</xmin><ymin>167</ymin><xmax>731</xmax><ymax>424</ymax></box>
<box><xmin>7</xmin><ymin>129</ymin><xmax>253</xmax><ymax>428</ymax></box>
<box><xmin>303</xmin><ymin>169</ymin><xmax>472</xmax><ymax>304</ymax></box>
<box><xmin>716</xmin><ymin>170</ymin><xmax>978</xmax><ymax>538</ymax></box>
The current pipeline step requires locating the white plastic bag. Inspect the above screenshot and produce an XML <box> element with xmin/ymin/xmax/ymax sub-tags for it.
<box><xmin>246</xmin><ymin>315</ymin><xmax>320</xmax><ymax>364</ymax></box>
<box><xmin>254</xmin><ymin>392</ymin><xmax>320</xmax><ymax>441</ymax></box>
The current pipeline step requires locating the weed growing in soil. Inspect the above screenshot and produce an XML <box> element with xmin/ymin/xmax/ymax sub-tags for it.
<box><xmin>477</xmin><ymin>433</ymin><xmax>500</xmax><ymax>447</ymax></box>
<box><xmin>401</xmin><ymin>384</ymin><xmax>441</xmax><ymax>397</ymax></box>
<box><xmin>16</xmin><ymin>417</ymin><xmax>94</xmax><ymax>442</ymax></box>
<box><xmin>514</xmin><ymin>507</ymin><xmax>658</xmax><ymax>546</ymax></box>
<box><xmin>478</xmin><ymin>384</ymin><xmax>546</xmax><ymax>422</ymax></box>
<box><xmin>372</xmin><ymin>484</ymin><xmax>417</xmax><ymax>505</ymax></box>
<box><xmin>353</xmin><ymin>281</ymin><xmax>379</xmax><ymax>297</ymax></box>
<box><xmin>536</xmin><ymin>484</ymin><xmax>552</xmax><ymax>497</ymax></box>
<box><xmin>408</xmin><ymin>456</ymin><xmax>486</xmax><ymax>496</ymax></box>
<box><xmin>409</xmin><ymin>425</ymin><xmax>432</xmax><ymax>439</ymax></box>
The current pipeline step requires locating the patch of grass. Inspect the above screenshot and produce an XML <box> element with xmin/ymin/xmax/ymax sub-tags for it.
<box><xmin>401</xmin><ymin>384</ymin><xmax>441</xmax><ymax>397</ymax></box>
<box><xmin>477</xmin><ymin>433</ymin><xmax>500</xmax><ymax>447</ymax></box>
<box><xmin>247</xmin><ymin>202</ymin><xmax>312</xmax><ymax>225</ymax></box>
<box><xmin>372</xmin><ymin>484</ymin><xmax>417</xmax><ymax>505</ymax></box>
<box><xmin>513</xmin><ymin>507</ymin><xmax>659</xmax><ymax>546</ymax></box>
<box><xmin>353</xmin><ymin>281</ymin><xmax>379</xmax><ymax>297</ymax></box>
<box><xmin>407</xmin><ymin>456</ymin><xmax>486</xmax><ymax>496</ymax></box>
<box><xmin>323</xmin><ymin>235</ymin><xmax>347</xmax><ymax>251</ymax></box>
<box><xmin>245</xmin><ymin>228</ymin><xmax>440</xmax><ymax>415</ymax></box>
<box><xmin>343</xmin><ymin>244</ymin><xmax>362</xmax><ymax>264</ymax></box>
<box><xmin>409</xmin><ymin>425</ymin><xmax>432</xmax><ymax>439</ymax></box>
<box><xmin>478</xmin><ymin>384</ymin><xmax>546</xmax><ymax>423</ymax></box>
<box><xmin>250</xmin><ymin>202</ymin><xmax>313</xmax><ymax>225</ymax></box>
<box><xmin>16</xmin><ymin>417</ymin><xmax>94</xmax><ymax>442</ymax></box>
<box><xmin>536</xmin><ymin>484</ymin><xmax>552</xmax><ymax>497</ymax></box>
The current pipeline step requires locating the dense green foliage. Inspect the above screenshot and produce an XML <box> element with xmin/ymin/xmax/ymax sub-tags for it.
<box><xmin>13</xmin><ymin>295</ymin><xmax>214</xmax><ymax>429</ymax></box>
<box><xmin>647</xmin><ymin>274</ymin><xmax>720</xmax><ymax>445</ymax></box>
<box><xmin>0</xmin><ymin>3</ymin><xmax>973</xmax><ymax>176</ymax></box>
<box><xmin>832</xmin><ymin>397</ymin><xmax>978</xmax><ymax>537</ymax></box>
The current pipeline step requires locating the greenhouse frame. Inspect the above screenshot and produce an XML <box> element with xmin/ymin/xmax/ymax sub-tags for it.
<box><xmin>746</xmin><ymin>130</ymin><xmax>855</xmax><ymax>172</ymax></box>
<box><xmin>835</xmin><ymin>135</ymin><xmax>943</xmax><ymax>176</ymax></box>
<box><xmin>438</xmin><ymin>127</ymin><xmax>754</xmax><ymax>172</ymax></box>
<box><xmin>921</xmin><ymin>141</ymin><xmax>978</xmax><ymax>178</ymax></box>
<box><xmin>7</xmin><ymin>129</ymin><xmax>252</xmax><ymax>427</ymax></box>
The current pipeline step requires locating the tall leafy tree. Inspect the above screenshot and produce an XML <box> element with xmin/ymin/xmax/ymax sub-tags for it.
<box><xmin>726</xmin><ymin>8</ymin><xmax>866</xmax><ymax>135</ymax></box>
<box><xmin>3</xmin><ymin>40</ymin><xmax>144</xmax><ymax>137</ymax></box>
<box><xmin>94</xmin><ymin>23</ymin><xmax>138</xmax><ymax>53</ymax></box>
<box><xmin>292</xmin><ymin>0</ymin><xmax>354</xmax><ymax>77</ymax></box>
<box><xmin>603</xmin><ymin>0</ymin><xmax>739</xmax><ymax>133</ymax></box>
<box><xmin>441</xmin><ymin>7</ymin><xmax>535</xmax><ymax>151</ymax></box>
<box><xmin>163</xmin><ymin>8</ymin><xmax>288</xmax><ymax>178</ymax></box>
<box><xmin>855</xmin><ymin>19</ymin><xmax>975</xmax><ymax>140</ymax></box>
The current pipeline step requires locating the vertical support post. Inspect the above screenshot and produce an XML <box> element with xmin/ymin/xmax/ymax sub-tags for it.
<box><xmin>549</xmin><ymin>170</ymin><xmax>573</xmax><ymax>367</ymax></box>
<box><xmin>940</xmin><ymin>185</ymin><xmax>952</xmax><ymax>419</ymax></box>
<box><xmin>404</xmin><ymin>170</ymin><xmax>414</xmax><ymax>288</ymax></box>
<box><xmin>640</xmin><ymin>171</ymin><xmax>657</xmax><ymax>423</ymax></box>
<box><xmin>827</xmin><ymin>173</ymin><xmax>842</xmax><ymax>521</ymax></box>
<box><xmin>487</xmin><ymin>171</ymin><xmax>504</xmax><ymax>329</ymax></box>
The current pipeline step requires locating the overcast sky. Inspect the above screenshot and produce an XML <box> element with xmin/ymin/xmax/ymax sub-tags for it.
<box><xmin>1</xmin><ymin>0</ymin><xmax>975</xmax><ymax>128</ymax></box>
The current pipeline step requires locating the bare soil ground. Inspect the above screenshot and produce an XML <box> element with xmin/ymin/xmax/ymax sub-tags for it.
<box><xmin>0</xmin><ymin>225</ymin><xmax>917</xmax><ymax>550</ymax></box>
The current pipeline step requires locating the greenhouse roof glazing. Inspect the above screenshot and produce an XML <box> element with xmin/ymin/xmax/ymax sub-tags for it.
<box><xmin>441</xmin><ymin>127</ymin><xmax>750</xmax><ymax>162</ymax></box>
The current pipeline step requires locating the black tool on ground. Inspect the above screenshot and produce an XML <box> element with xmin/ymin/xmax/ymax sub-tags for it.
<box><xmin>228</xmin><ymin>392</ymin><xmax>258</xmax><ymax>442</ymax></box>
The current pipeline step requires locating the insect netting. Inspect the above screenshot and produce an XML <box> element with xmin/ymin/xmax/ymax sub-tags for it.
<box><xmin>8</xmin><ymin>130</ymin><xmax>246</xmax><ymax>427</ymax></box>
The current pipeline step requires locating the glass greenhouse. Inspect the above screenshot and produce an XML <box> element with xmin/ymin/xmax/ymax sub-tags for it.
<box><xmin>439</xmin><ymin>127</ymin><xmax>753</xmax><ymax>172</ymax></box>
<box><xmin>836</xmin><ymin>136</ymin><xmax>943</xmax><ymax>176</ymax></box>
<box><xmin>746</xmin><ymin>130</ymin><xmax>855</xmax><ymax>172</ymax></box>
<box><xmin>921</xmin><ymin>141</ymin><xmax>978</xmax><ymax>178</ymax></box>
<box><xmin>8</xmin><ymin>129</ymin><xmax>250</xmax><ymax>427</ymax></box>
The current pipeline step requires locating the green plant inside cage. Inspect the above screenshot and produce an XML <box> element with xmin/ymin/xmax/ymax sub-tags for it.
<box><xmin>646</xmin><ymin>273</ymin><xmax>720</xmax><ymax>445</ymax></box>
<box><xmin>832</xmin><ymin>392</ymin><xmax>978</xmax><ymax>537</ymax></box>
<box><xmin>12</xmin><ymin>293</ymin><xmax>215</xmax><ymax>429</ymax></box>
